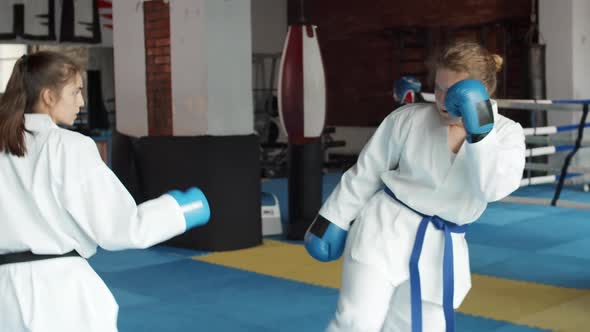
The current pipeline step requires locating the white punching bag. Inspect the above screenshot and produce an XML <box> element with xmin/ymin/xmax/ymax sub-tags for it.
<box><xmin>278</xmin><ymin>13</ymin><xmax>327</xmax><ymax>239</ymax></box>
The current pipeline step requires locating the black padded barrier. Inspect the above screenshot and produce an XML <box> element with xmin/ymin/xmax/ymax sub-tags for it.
<box><xmin>113</xmin><ymin>132</ymin><xmax>262</xmax><ymax>251</ymax></box>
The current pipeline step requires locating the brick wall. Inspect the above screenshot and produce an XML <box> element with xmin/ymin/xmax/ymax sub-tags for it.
<box><xmin>143</xmin><ymin>0</ymin><xmax>172</xmax><ymax>136</ymax></box>
<box><xmin>289</xmin><ymin>0</ymin><xmax>534</xmax><ymax>126</ymax></box>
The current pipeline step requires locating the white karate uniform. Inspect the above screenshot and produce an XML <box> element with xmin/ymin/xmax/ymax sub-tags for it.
<box><xmin>0</xmin><ymin>114</ymin><xmax>188</xmax><ymax>332</ymax></box>
<box><xmin>320</xmin><ymin>102</ymin><xmax>525</xmax><ymax>331</ymax></box>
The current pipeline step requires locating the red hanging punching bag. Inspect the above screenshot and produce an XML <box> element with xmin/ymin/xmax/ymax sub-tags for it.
<box><xmin>278</xmin><ymin>23</ymin><xmax>326</xmax><ymax>240</ymax></box>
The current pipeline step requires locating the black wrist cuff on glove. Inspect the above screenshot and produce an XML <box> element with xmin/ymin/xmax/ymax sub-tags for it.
<box><xmin>309</xmin><ymin>215</ymin><xmax>331</xmax><ymax>237</ymax></box>
<box><xmin>467</xmin><ymin>132</ymin><xmax>489</xmax><ymax>143</ymax></box>
<box><xmin>476</xmin><ymin>100</ymin><xmax>494</xmax><ymax>125</ymax></box>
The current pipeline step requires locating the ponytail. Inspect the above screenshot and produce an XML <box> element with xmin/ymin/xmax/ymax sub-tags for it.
<box><xmin>0</xmin><ymin>51</ymin><xmax>81</xmax><ymax>157</ymax></box>
<box><xmin>0</xmin><ymin>55</ymin><xmax>29</xmax><ymax>157</ymax></box>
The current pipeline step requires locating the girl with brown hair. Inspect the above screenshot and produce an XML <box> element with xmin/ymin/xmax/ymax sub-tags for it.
<box><xmin>0</xmin><ymin>51</ymin><xmax>210</xmax><ymax>332</ymax></box>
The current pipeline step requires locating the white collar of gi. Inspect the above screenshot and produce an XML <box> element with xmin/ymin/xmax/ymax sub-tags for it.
<box><xmin>25</xmin><ymin>113</ymin><xmax>58</xmax><ymax>131</ymax></box>
<box><xmin>490</xmin><ymin>99</ymin><xmax>499</xmax><ymax>118</ymax></box>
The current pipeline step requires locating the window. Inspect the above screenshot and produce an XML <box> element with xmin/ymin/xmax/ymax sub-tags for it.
<box><xmin>0</xmin><ymin>44</ymin><xmax>27</xmax><ymax>93</ymax></box>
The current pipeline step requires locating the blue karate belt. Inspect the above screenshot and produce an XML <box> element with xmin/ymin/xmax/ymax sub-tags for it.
<box><xmin>384</xmin><ymin>187</ymin><xmax>468</xmax><ymax>332</ymax></box>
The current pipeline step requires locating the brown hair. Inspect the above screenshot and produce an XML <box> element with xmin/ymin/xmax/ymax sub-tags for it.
<box><xmin>0</xmin><ymin>51</ymin><xmax>81</xmax><ymax>156</ymax></box>
<box><xmin>429</xmin><ymin>40</ymin><xmax>503</xmax><ymax>96</ymax></box>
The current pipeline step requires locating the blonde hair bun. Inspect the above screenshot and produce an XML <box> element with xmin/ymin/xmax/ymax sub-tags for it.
<box><xmin>491</xmin><ymin>54</ymin><xmax>503</xmax><ymax>72</ymax></box>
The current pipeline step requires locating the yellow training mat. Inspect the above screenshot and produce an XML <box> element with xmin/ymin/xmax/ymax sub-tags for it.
<box><xmin>463</xmin><ymin>275</ymin><xmax>590</xmax><ymax>332</ymax></box>
<box><xmin>196</xmin><ymin>239</ymin><xmax>343</xmax><ymax>288</ymax></box>
<box><xmin>194</xmin><ymin>240</ymin><xmax>590</xmax><ymax>332</ymax></box>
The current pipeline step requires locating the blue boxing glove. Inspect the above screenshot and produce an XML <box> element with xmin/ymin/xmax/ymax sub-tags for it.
<box><xmin>394</xmin><ymin>75</ymin><xmax>422</xmax><ymax>104</ymax></box>
<box><xmin>304</xmin><ymin>215</ymin><xmax>347</xmax><ymax>262</ymax></box>
<box><xmin>167</xmin><ymin>187</ymin><xmax>211</xmax><ymax>230</ymax></box>
<box><xmin>444</xmin><ymin>79</ymin><xmax>494</xmax><ymax>143</ymax></box>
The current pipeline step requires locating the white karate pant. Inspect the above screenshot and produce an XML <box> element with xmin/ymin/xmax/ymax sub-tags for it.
<box><xmin>0</xmin><ymin>257</ymin><xmax>118</xmax><ymax>332</ymax></box>
<box><xmin>326</xmin><ymin>254</ymin><xmax>446</xmax><ymax>332</ymax></box>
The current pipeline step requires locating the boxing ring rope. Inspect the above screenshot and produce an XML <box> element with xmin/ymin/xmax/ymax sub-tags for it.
<box><xmin>420</xmin><ymin>93</ymin><xmax>590</xmax><ymax>205</ymax></box>
<box><xmin>520</xmin><ymin>173</ymin><xmax>590</xmax><ymax>187</ymax></box>
<box><xmin>523</xmin><ymin>122</ymin><xmax>590</xmax><ymax>136</ymax></box>
<box><xmin>525</xmin><ymin>135</ymin><xmax>590</xmax><ymax>146</ymax></box>
<box><xmin>494</xmin><ymin>99</ymin><xmax>585</xmax><ymax>111</ymax></box>
<box><xmin>525</xmin><ymin>145</ymin><xmax>576</xmax><ymax>157</ymax></box>
<box><xmin>525</xmin><ymin>162</ymin><xmax>590</xmax><ymax>174</ymax></box>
